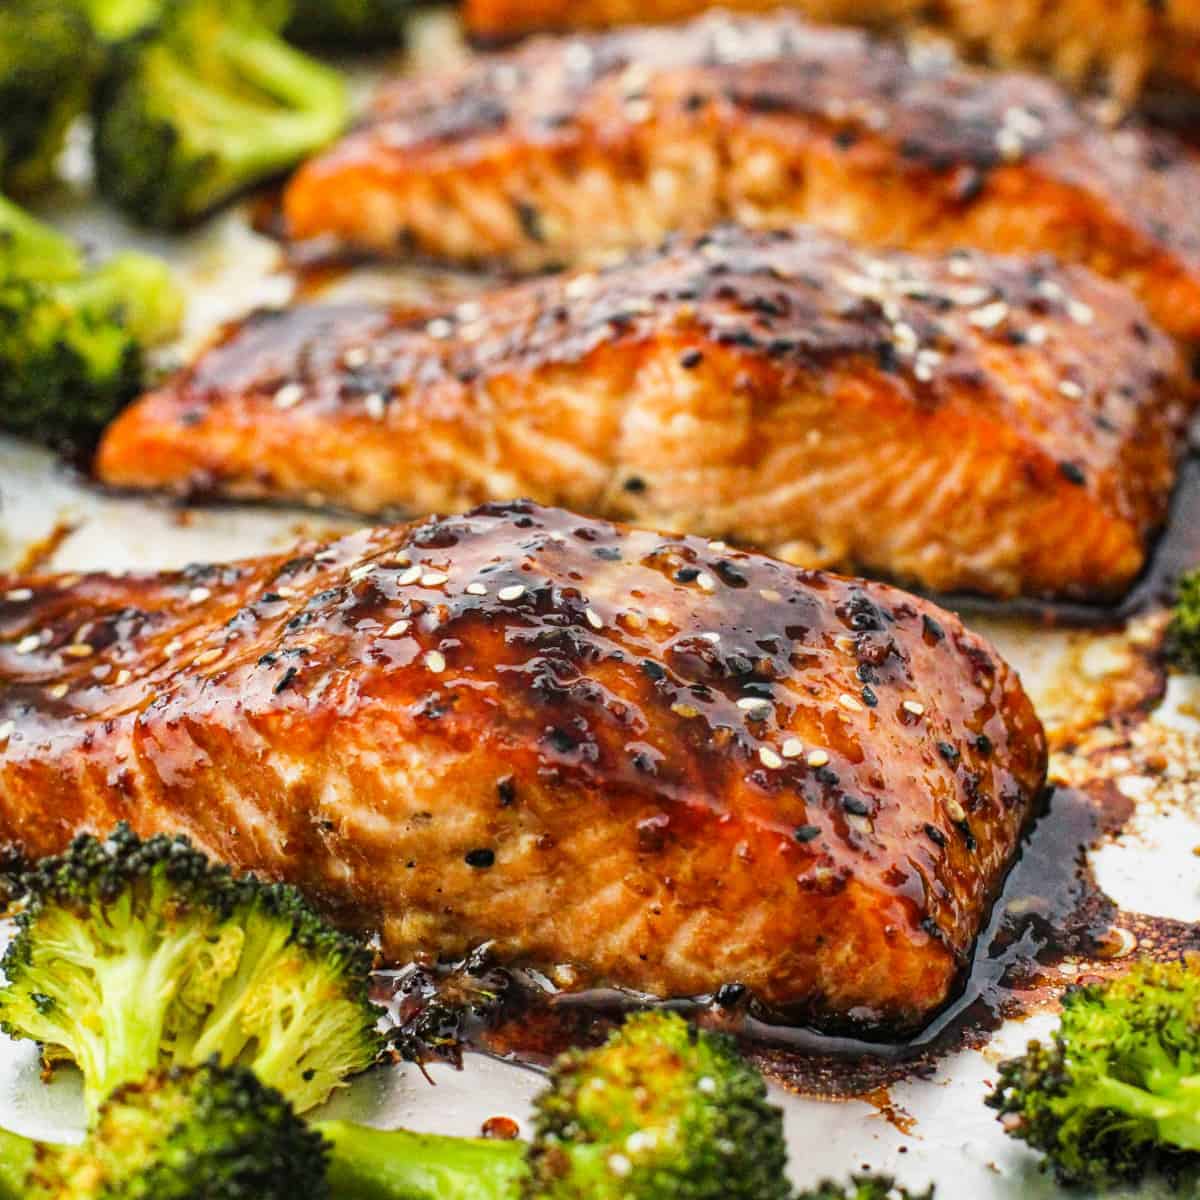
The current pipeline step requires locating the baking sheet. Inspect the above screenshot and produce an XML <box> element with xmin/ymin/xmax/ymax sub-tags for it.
<box><xmin>2</xmin><ymin>8</ymin><xmax>1200</xmax><ymax>1196</ymax></box>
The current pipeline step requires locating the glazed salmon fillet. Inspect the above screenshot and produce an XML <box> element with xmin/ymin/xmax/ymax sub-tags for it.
<box><xmin>284</xmin><ymin>11</ymin><xmax>1200</xmax><ymax>342</ymax></box>
<box><xmin>97</xmin><ymin>226</ymin><xmax>1193</xmax><ymax>602</ymax></box>
<box><xmin>0</xmin><ymin>502</ymin><xmax>1047</xmax><ymax>1033</ymax></box>
<box><xmin>463</xmin><ymin>0</ymin><xmax>1200</xmax><ymax>105</ymax></box>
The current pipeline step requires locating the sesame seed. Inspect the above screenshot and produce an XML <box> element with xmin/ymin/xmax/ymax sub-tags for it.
<box><xmin>397</xmin><ymin>566</ymin><xmax>422</xmax><ymax>586</ymax></box>
<box><xmin>585</xmin><ymin>608</ymin><xmax>603</xmax><ymax>630</ymax></box>
<box><xmin>349</xmin><ymin>564</ymin><xmax>376</xmax><ymax>582</ymax></box>
<box><xmin>759</xmin><ymin>589</ymin><xmax>782</xmax><ymax>602</ymax></box>
<box><xmin>708</xmin><ymin>540</ymin><xmax>728</xmax><ymax>551</ymax></box>
<box><xmin>498</xmin><ymin>585</ymin><xmax>525</xmax><ymax>601</ymax></box>
<box><xmin>343</xmin><ymin>347</ymin><xmax>369</xmax><ymax>368</ymax></box>
<box><xmin>649</xmin><ymin>606</ymin><xmax>672</xmax><ymax>625</ymax></box>
<box><xmin>188</xmin><ymin>587</ymin><xmax>211</xmax><ymax>605</ymax></box>
<box><xmin>47</xmin><ymin>683</ymin><xmax>69</xmax><ymax>700</ymax></box>
<box><xmin>193</xmin><ymin>648</ymin><xmax>222</xmax><ymax>667</ymax></box>
<box><xmin>5</xmin><ymin>589</ymin><xmax>31</xmax><ymax>602</ymax></box>
<box><xmin>671</xmin><ymin>702</ymin><xmax>700</xmax><ymax>719</ymax></box>
<box><xmin>273</xmin><ymin>383</ymin><xmax>304</xmax><ymax>410</ymax></box>
<box><xmin>364</xmin><ymin>394</ymin><xmax>387</xmax><ymax>421</ymax></box>
<box><xmin>565</xmin><ymin>273</ymin><xmax>597</xmax><ymax>299</ymax></box>
<box><xmin>781</xmin><ymin>738</ymin><xmax>804</xmax><ymax>759</ymax></box>
<box><xmin>421</xmin><ymin>571</ymin><xmax>449</xmax><ymax>587</ymax></box>
<box><xmin>1067</xmin><ymin>300</ymin><xmax>1094</xmax><ymax>325</ymax></box>
<box><xmin>759</xmin><ymin>747</ymin><xmax>783</xmax><ymax>769</ymax></box>
<box><xmin>115</xmin><ymin>669</ymin><xmax>132</xmax><ymax>686</ymax></box>
<box><xmin>695</xmin><ymin>573</ymin><xmax>716</xmax><ymax>593</ymax></box>
<box><xmin>465</xmin><ymin>582</ymin><xmax>488</xmax><ymax>596</ymax></box>
<box><xmin>838</xmin><ymin>693</ymin><xmax>863</xmax><ymax>713</ymax></box>
<box><xmin>275</xmin><ymin>587</ymin><xmax>296</xmax><ymax>598</ymax></box>
<box><xmin>1025</xmin><ymin>324</ymin><xmax>1047</xmax><ymax>345</ymax></box>
<box><xmin>16</xmin><ymin>635</ymin><xmax>40</xmax><ymax>654</ymax></box>
<box><xmin>968</xmin><ymin>301</ymin><xmax>1009</xmax><ymax>329</ymax></box>
<box><xmin>425</xmin><ymin>318</ymin><xmax>454</xmax><ymax>340</ymax></box>
<box><xmin>946</xmin><ymin>798</ymin><xmax>966</xmax><ymax>822</ymax></box>
<box><xmin>383</xmin><ymin>620</ymin><xmax>411</xmax><ymax>637</ymax></box>
<box><xmin>164</xmin><ymin>639</ymin><xmax>182</xmax><ymax>658</ymax></box>
<box><xmin>92</xmin><ymin>664</ymin><xmax>112</xmax><ymax>680</ymax></box>
<box><xmin>903</xmin><ymin>700</ymin><xmax>926</xmax><ymax>716</ymax></box>
<box><xmin>807</xmin><ymin>749</ymin><xmax>830</xmax><ymax>768</ymax></box>
<box><xmin>424</xmin><ymin>650</ymin><xmax>446</xmax><ymax>674</ymax></box>
<box><xmin>0</xmin><ymin>721</ymin><xmax>11</xmax><ymax>742</ymax></box>
<box><xmin>737</xmin><ymin>697</ymin><xmax>772</xmax><ymax>718</ymax></box>
<box><xmin>622</xmin><ymin>611</ymin><xmax>646</xmax><ymax>631</ymax></box>
<box><xmin>63</xmin><ymin>644</ymin><xmax>94</xmax><ymax>659</ymax></box>
<box><xmin>1058</xmin><ymin>379</ymin><xmax>1084</xmax><ymax>399</ymax></box>
<box><xmin>995</xmin><ymin>127</ymin><xmax>1024</xmax><ymax>161</ymax></box>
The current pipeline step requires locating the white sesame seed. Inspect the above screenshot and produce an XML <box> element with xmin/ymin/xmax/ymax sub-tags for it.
<box><xmin>16</xmin><ymin>635</ymin><xmax>40</xmax><ymax>654</ymax></box>
<box><xmin>914</xmin><ymin>362</ymin><xmax>934</xmax><ymax>383</ymax></box>
<box><xmin>498</xmin><ymin>585</ymin><xmax>525</xmax><ymax>602</ymax></box>
<box><xmin>188</xmin><ymin>586</ymin><xmax>212</xmax><ymax>605</ymax></box>
<box><xmin>903</xmin><ymin>700</ymin><xmax>926</xmax><ymax>716</ymax></box>
<box><xmin>737</xmin><ymin>697</ymin><xmax>772</xmax><ymax>718</ymax></box>
<box><xmin>838</xmin><ymin>693</ymin><xmax>863</xmax><ymax>713</ymax></box>
<box><xmin>607</xmin><ymin>1155</ymin><xmax>633</xmax><ymax>1179</ymax></box>
<box><xmin>995</xmin><ymin>127</ymin><xmax>1024</xmax><ymax>161</ymax></box>
<box><xmin>892</xmin><ymin>321</ymin><xmax>918</xmax><ymax>352</ymax></box>
<box><xmin>397</xmin><ymin>566</ymin><xmax>422</xmax><ymax>586</ymax></box>
<box><xmin>968</xmin><ymin>301</ymin><xmax>1009</xmax><ymax>329</ymax></box>
<box><xmin>275</xmin><ymin>586</ymin><xmax>296</xmax><ymax>598</ymax></box>
<box><xmin>622</xmin><ymin>611</ymin><xmax>647</xmax><ymax>631</ymax></box>
<box><xmin>782</xmin><ymin>738</ymin><xmax>804</xmax><ymax>759</ymax></box>
<box><xmin>1037</xmin><ymin>279</ymin><xmax>1066</xmax><ymax>302</ymax></box>
<box><xmin>383</xmin><ymin>619</ymin><xmax>411</xmax><ymax>637</ymax></box>
<box><xmin>421</xmin><ymin>572</ymin><xmax>449</xmax><ymax>587</ymax></box>
<box><xmin>946</xmin><ymin>798</ymin><xmax>966</xmax><ymax>822</ymax></box>
<box><xmin>700</xmin><ymin>631</ymin><xmax>720</xmax><ymax>643</ymax></box>
<box><xmin>364</xmin><ymin>394</ymin><xmax>387</xmax><ymax>421</ymax></box>
<box><xmin>424</xmin><ymin>650</ymin><xmax>446</xmax><ymax>674</ymax></box>
<box><xmin>465</xmin><ymin>582</ymin><xmax>488</xmax><ymax>596</ymax></box>
<box><xmin>164</xmin><ymin>639</ymin><xmax>182</xmax><ymax>658</ymax></box>
<box><xmin>47</xmin><ymin>683</ymin><xmax>69</xmax><ymax>700</ymax></box>
<box><xmin>697</xmin><ymin>1076</ymin><xmax>717</xmax><ymax>1095</ymax></box>
<box><xmin>1025</xmin><ymin>324</ymin><xmax>1047</xmax><ymax>345</ymax></box>
<box><xmin>695</xmin><ymin>573</ymin><xmax>715</xmax><ymax>593</ymax></box>
<box><xmin>565</xmin><ymin>273</ymin><xmax>597</xmax><ymax>299</ymax></box>
<box><xmin>115</xmin><ymin>669</ymin><xmax>132</xmax><ymax>686</ymax></box>
<box><xmin>92</xmin><ymin>664</ymin><xmax>112</xmax><ymax>680</ymax></box>
<box><xmin>1067</xmin><ymin>300</ymin><xmax>1094</xmax><ymax>325</ymax></box>
<box><xmin>807</xmin><ymin>749</ymin><xmax>830</xmax><ymax>768</ymax></box>
<box><xmin>708</xmin><ymin>540</ymin><xmax>728</xmax><ymax>551</ymax></box>
<box><xmin>193</xmin><ymin>648</ymin><xmax>222</xmax><ymax>667</ymax></box>
<box><xmin>759</xmin><ymin>747</ymin><xmax>783</xmax><ymax>769</ymax></box>
<box><xmin>0</xmin><ymin>721</ymin><xmax>12</xmax><ymax>743</ymax></box>
<box><xmin>5</xmin><ymin>589</ymin><xmax>31</xmax><ymax>602</ymax></box>
<box><xmin>343</xmin><ymin>347</ymin><xmax>369</xmax><ymax>368</ymax></box>
<box><xmin>585</xmin><ymin>608</ymin><xmax>603</xmax><ymax>630</ymax></box>
<box><xmin>63</xmin><ymin>644</ymin><xmax>94</xmax><ymax>659</ymax></box>
<box><xmin>273</xmin><ymin>383</ymin><xmax>304</xmax><ymax>410</ymax></box>
<box><xmin>947</xmin><ymin>257</ymin><xmax>974</xmax><ymax>279</ymax></box>
<box><xmin>349</xmin><ymin>564</ymin><xmax>376</xmax><ymax>582</ymax></box>
<box><xmin>759</xmin><ymin>588</ymin><xmax>782</xmax><ymax>603</ymax></box>
<box><xmin>650</xmin><ymin>606</ymin><xmax>672</xmax><ymax>625</ymax></box>
<box><xmin>1058</xmin><ymin>380</ymin><xmax>1085</xmax><ymax>399</ymax></box>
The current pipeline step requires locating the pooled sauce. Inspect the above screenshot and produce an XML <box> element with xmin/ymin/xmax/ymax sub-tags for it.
<box><xmin>374</xmin><ymin>773</ymin><xmax>1200</xmax><ymax>1099</ymax></box>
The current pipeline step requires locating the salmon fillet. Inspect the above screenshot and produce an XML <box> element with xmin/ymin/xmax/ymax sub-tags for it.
<box><xmin>97</xmin><ymin>226</ymin><xmax>1193</xmax><ymax>602</ymax></box>
<box><xmin>0</xmin><ymin>501</ymin><xmax>1046</xmax><ymax>1033</ymax></box>
<box><xmin>462</xmin><ymin>0</ymin><xmax>1200</xmax><ymax>106</ymax></box>
<box><xmin>284</xmin><ymin>11</ymin><xmax>1200</xmax><ymax>342</ymax></box>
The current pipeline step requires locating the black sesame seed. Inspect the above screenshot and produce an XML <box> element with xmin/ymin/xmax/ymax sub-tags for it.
<box><xmin>924</xmin><ymin>823</ymin><xmax>947</xmax><ymax>847</ymax></box>
<box><xmin>793</xmin><ymin>824</ymin><xmax>821</xmax><ymax>842</ymax></box>
<box><xmin>640</xmin><ymin>660</ymin><xmax>667</xmax><ymax>681</ymax></box>
<box><xmin>922</xmin><ymin>614</ymin><xmax>945</xmax><ymax>642</ymax></box>
<box><xmin>273</xmin><ymin>667</ymin><xmax>298</xmax><ymax>694</ymax></box>
<box><xmin>861</xmin><ymin>685</ymin><xmax>878</xmax><ymax>708</ymax></box>
<box><xmin>497</xmin><ymin>777</ymin><xmax>517</xmax><ymax>807</ymax></box>
<box><xmin>594</xmin><ymin>546</ymin><xmax>622</xmax><ymax>561</ymax></box>
<box><xmin>1058</xmin><ymin>461</ymin><xmax>1086</xmax><ymax>486</ymax></box>
<box><xmin>937</xmin><ymin>741</ymin><xmax>961</xmax><ymax>766</ymax></box>
<box><xmin>975</xmin><ymin>733</ymin><xmax>993</xmax><ymax>757</ymax></box>
<box><xmin>679</xmin><ymin>348</ymin><xmax>704</xmax><ymax>369</ymax></box>
<box><xmin>715</xmin><ymin>982</ymin><xmax>748</xmax><ymax>1006</ymax></box>
<box><xmin>465</xmin><ymin>849</ymin><xmax>496</xmax><ymax>868</ymax></box>
<box><xmin>623</xmin><ymin>476</ymin><xmax>647</xmax><ymax>494</ymax></box>
<box><xmin>675</xmin><ymin>566</ymin><xmax>701</xmax><ymax>583</ymax></box>
<box><xmin>842</xmin><ymin>797</ymin><xmax>871</xmax><ymax>817</ymax></box>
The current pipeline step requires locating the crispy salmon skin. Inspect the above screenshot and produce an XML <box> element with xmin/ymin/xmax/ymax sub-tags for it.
<box><xmin>0</xmin><ymin>502</ymin><xmax>1047</xmax><ymax>1033</ymax></box>
<box><xmin>98</xmin><ymin>226</ymin><xmax>1193</xmax><ymax>602</ymax></box>
<box><xmin>284</xmin><ymin>11</ymin><xmax>1200</xmax><ymax>341</ymax></box>
<box><xmin>463</xmin><ymin>0</ymin><xmax>1200</xmax><ymax>105</ymax></box>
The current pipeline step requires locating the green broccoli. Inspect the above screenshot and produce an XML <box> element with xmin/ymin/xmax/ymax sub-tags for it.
<box><xmin>317</xmin><ymin>1010</ymin><xmax>792</xmax><ymax>1200</ymax></box>
<box><xmin>0</xmin><ymin>1062</ymin><xmax>329</xmax><ymax>1200</ymax></box>
<box><xmin>797</xmin><ymin>1178</ymin><xmax>934</xmax><ymax>1199</ymax></box>
<box><xmin>0</xmin><ymin>825</ymin><xmax>384</xmax><ymax>1117</ymax></box>
<box><xmin>0</xmin><ymin>2</ymin><xmax>100</xmax><ymax>194</ymax></box>
<box><xmin>281</xmin><ymin>0</ymin><xmax>413</xmax><ymax>48</ymax></box>
<box><xmin>73</xmin><ymin>0</ymin><xmax>165</xmax><ymax>42</ymax></box>
<box><xmin>93</xmin><ymin>0</ymin><xmax>349</xmax><ymax>229</ymax></box>
<box><xmin>1166</xmin><ymin>568</ymin><xmax>1200</xmax><ymax>673</ymax></box>
<box><xmin>0</xmin><ymin>194</ymin><xmax>183</xmax><ymax>448</ymax></box>
<box><xmin>987</xmin><ymin>956</ymin><xmax>1200</xmax><ymax>1188</ymax></box>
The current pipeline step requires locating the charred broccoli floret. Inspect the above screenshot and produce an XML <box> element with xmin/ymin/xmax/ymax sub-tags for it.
<box><xmin>0</xmin><ymin>1063</ymin><xmax>330</xmax><ymax>1199</ymax></box>
<box><xmin>0</xmin><ymin>825</ymin><xmax>384</xmax><ymax>1117</ymax></box>
<box><xmin>0</xmin><ymin>2</ymin><xmax>100</xmax><ymax>194</ymax></box>
<box><xmin>94</xmin><ymin>0</ymin><xmax>348</xmax><ymax>228</ymax></box>
<box><xmin>0</xmin><ymin>195</ymin><xmax>182</xmax><ymax>448</ymax></box>
<box><xmin>798</xmin><ymin>1177</ymin><xmax>934</xmax><ymax>1199</ymax></box>
<box><xmin>281</xmin><ymin>0</ymin><xmax>412</xmax><ymax>48</ymax></box>
<box><xmin>1166</xmin><ymin>568</ymin><xmax>1200</xmax><ymax>673</ymax></box>
<box><xmin>987</xmin><ymin>956</ymin><xmax>1200</xmax><ymax>1188</ymax></box>
<box><xmin>318</xmin><ymin>1010</ymin><xmax>792</xmax><ymax>1200</ymax></box>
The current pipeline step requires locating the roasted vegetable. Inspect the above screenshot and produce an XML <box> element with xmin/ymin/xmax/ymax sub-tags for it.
<box><xmin>988</xmin><ymin>957</ymin><xmax>1200</xmax><ymax>1188</ymax></box>
<box><xmin>0</xmin><ymin>195</ymin><xmax>182</xmax><ymax>448</ymax></box>
<box><xmin>0</xmin><ymin>825</ymin><xmax>384</xmax><ymax>1116</ymax></box>
<box><xmin>0</xmin><ymin>2</ymin><xmax>100</xmax><ymax>193</ymax></box>
<box><xmin>94</xmin><ymin>0</ymin><xmax>348</xmax><ymax>228</ymax></box>
<box><xmin>1166</xmin><ymin>568</ymin><xmax>1200</xmax><ymax>673</ymax></box>
<box><xmin>281</xmin><ymin>0</ymin><xmax>411</xmax><ymax>47</ymax></box>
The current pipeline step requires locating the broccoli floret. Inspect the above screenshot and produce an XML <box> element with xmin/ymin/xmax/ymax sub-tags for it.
<box><xmin>797</xmin><ymin>1177</ymin><xmax>934</xmax><ymax>1199</ymax></box>
<box><xmin>0</xmin><ymin>825</ymin><xmax>384</xmax><ymax>1117</ymax></box>
<box><xmin>0</xmin><ymin>195</ymin><xmax>183</xmax><ymax>448</ymax></box>
<box><xmin>0</xmin><ymin>2</ymin><xmax>100</xmax><ymax>194</ymax></box>
<box><xmin>987</xmin><ymin>956</ymin><xmax>1200</xmax><ymax>1188</ymax></box>
<box><xmin>318</xmin><ymin>1010</ymin><xmax>792</xmax><ymax>1200</ymax></box>
<box><xmin>73</xmin><ymin>0</ymin><xmax>165</xmax><ymax>42</ymax></box>
<box><xmin>5</xmin><ymin>1062</ymin><xmax>331</xmax><ymax>1200</ymax></box>
<box><xmin>282</xmin><ymin>0</ymin><xmax>412</xmax><ymax>48</ymax></box>
<box><xmin>1166</xmin><ymin>568</ymin><xmax>1200</xmax><ymax>673</ymax></box>
<box><xmin>93</xmin><ymin>0</ymin><xmax>349</xmax><ymax>228</ymax></box>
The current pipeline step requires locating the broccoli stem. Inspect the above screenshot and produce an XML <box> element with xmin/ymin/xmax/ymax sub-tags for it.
<box><xmin>0</xmin><ymin>195</ymin><xmax>82</xmax><ymax>282</ymax></box>
<box><xmin>0</xmin><ymin>1127</ymin><xmax>34</xmax><ymax>1198</ymax></box>
<box><xmin>317</xmin><ymin>1121</ymin><xmax>530</xmax><ymax>1200</ymax></box>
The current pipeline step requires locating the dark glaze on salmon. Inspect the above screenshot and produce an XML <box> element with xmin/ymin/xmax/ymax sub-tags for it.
<box><xmin>284</xmin><ymin>11</ymin><xmax>1200</xmax><ymax>343</ymax></box>
<box><xmin>0</xmin><ymin>502</ymin><xmax>1047</xmax><ymax>1034</ymax></box>
<box><xmin>98</xmin><ymin>226</ymin><xmax>1193</xmax><ymax>601</ymax></box>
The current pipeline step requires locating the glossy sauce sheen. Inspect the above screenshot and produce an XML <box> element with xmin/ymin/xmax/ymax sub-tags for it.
<box><xmin>284</xmin><ymin>12</ymin><xmax>1200</xmax><ymax>342</ymax></box>
<box><xmin>463</xmin><ymin>0</ymin><xmax>1200</xmax><ymax>105</ymax></box>
<box><xmin>0</xmin><ymin>502</ymin><xmax>1046</xmax><ymax>1033</ymax></box>
<box><xmin>98</xmin><ymin>226</ymin><xmax>1192</xmax><ymax>602</ymax></box>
